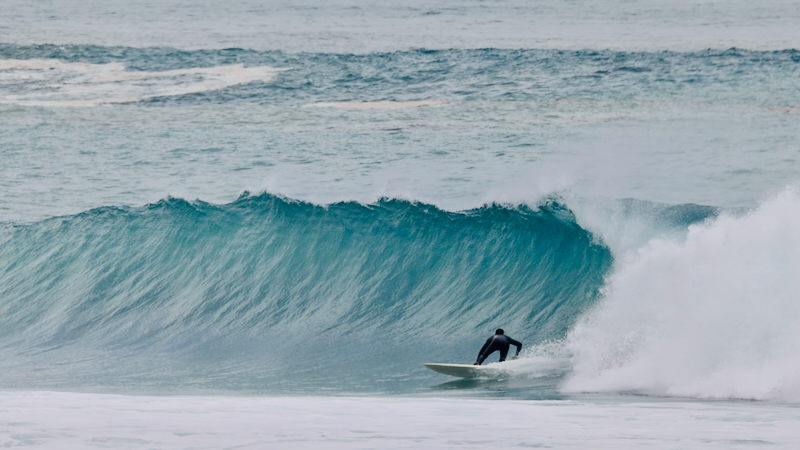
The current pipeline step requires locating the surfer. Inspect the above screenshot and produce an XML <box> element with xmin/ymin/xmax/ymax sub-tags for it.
<box><xmin>473</xmin><ymin>329</ymin><xmax>522</xmax><ymax>365</ymax></box>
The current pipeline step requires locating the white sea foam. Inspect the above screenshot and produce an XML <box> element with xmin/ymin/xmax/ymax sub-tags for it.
<box><xmin>564</xmin><ymin>189</ymin><xmax>800</xmax><ymax>401</ymax></box>
<box><xmin>492</xmin><ymin>355</ymin><xmax>571</xmax><ymax>380</ymax></box>
<box><xmin>0</xmin><ymin>59</ymin><xmax>287</xmax><ymax>106</ymax></box>
<box><xmin>1</xmin><ymin>391</ymin><xmax>799</xmax><ymax>449</ymax></box>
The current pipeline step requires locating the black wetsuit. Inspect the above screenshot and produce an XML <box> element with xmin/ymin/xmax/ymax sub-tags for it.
<box><xmin>476</xmin><ymin>334</ymin><xmax>522</xmax><ymax>365</ymax></box>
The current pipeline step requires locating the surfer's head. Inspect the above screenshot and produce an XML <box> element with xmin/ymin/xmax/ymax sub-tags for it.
<box><xmin>495</xmin><ymin>328</ymin><xmax>504</xmax><ymax>335</ymax></box>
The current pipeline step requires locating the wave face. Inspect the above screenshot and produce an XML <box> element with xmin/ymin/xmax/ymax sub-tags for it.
<box><xmin>565</xmin><ymin>190</ymin><xmax>800</xmax><ymax>401</ymax></box>
<box><xmin>0</xmin><ymin>194</ymin><xmax>610</xmax><ymax>393</ymax></box>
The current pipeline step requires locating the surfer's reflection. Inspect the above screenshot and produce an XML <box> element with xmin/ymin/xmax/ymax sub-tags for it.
<box><xmin>431</xmin><ymin>377</ymin><xmax>509</xmax><ymax>390</ymax></box>
<box><xmin>430</xmin><ymin>377</ymin><xmax>566</xmax><ymax>400</ymax></box>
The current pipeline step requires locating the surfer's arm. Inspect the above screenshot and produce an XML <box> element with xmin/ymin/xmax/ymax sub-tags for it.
<box><xmin>509</xmin><ymin>338</ymin><xmax>522</xmax><ymax>356</ymax></box>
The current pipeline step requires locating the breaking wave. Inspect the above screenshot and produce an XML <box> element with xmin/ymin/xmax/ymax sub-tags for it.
<box><xmin>4</xmin><ymin>189</ymin><xmax>796</xmax><ymax>400</ymax></box>
<box><xmin>0</xmin><ymin>194</ymin><xmax>610</xmax><ymax>392</ymax></box>
<box><xmin>0</xmin><ymin>58</ymin><xmax>286</xmax><ymax>106</ymax></box>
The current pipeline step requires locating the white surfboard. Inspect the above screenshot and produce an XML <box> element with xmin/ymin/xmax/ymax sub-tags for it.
<box><xmin>424</xmin><ymin>363</ymin><xmax>503</xmax><ymax>378</ymax></box>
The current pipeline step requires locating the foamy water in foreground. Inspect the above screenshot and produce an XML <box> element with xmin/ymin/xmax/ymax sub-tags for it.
<box><xmin>2</xmin><ymin>391</ymin><xmax>799</xmax><ymax>449</ymax></box>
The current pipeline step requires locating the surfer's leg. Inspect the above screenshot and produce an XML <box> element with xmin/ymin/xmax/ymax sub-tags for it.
<box><xmin>477</xmin><ymin>348</ymin><xmax>497</xmax><ymax>365</ymax></box>
<box><xmin>498</xmin><ymin>348</ymin><xmax>509</xmax><ymax>362</ymax></box>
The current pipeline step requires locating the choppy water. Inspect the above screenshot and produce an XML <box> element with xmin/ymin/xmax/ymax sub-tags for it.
<box><xmin>2</xmin><ymin>45</ymin><xmax>800</xmax><ymax>224</ymax></box>
<box><xmin>2</xmin><ymin>0</ymin><xmax>800</xmax><ymax>448</ymax></box>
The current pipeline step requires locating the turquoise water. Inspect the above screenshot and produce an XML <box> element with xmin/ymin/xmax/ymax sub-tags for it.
<box><xmin>1</xmin><ymin>1</ymin><xmax>800</xmax><ymax>405</ymax></box>
<box><xmin>0</xmin><ymin>196</ymin><xmax>612</xmax><ymax>394</ymax></box>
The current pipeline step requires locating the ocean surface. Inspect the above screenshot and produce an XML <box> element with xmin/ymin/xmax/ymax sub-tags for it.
<box><xmin>2</xmin><ymin>0</ymin><xmax>800</xmax><ymax>448</ymax></box>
